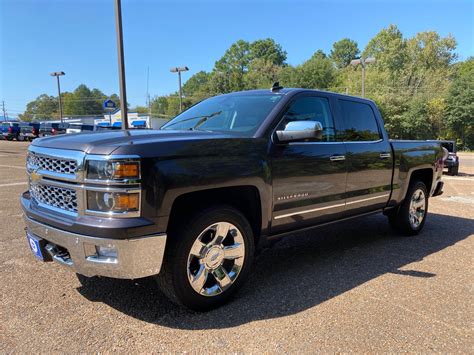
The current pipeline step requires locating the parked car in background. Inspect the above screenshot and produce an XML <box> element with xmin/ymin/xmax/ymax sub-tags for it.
<box><xmin>39</xmin><ymin>122</ymin><xmax>69</xmax><ymax>137</ymax></box>
<box><xmin>96</xmin><ymin>125</ymin><xmax>122</xmax><ymax>131</ymax></box>
<box><xmin>440</xmin><ymin>140</ymin><xmax>459</xmax><ymax>175</ymax></box>
<box><xmin>0</xmin><ymin>121</ymin><xmax>20</xmax><ymax>140</ymax></box>
<box><xmin>66</xmin><ymin>123</ymin><xmax>96</xmax><ymax>134</ymax></box>
<box><xmin>18</xmin><ymin>122</ymin><xmax>40</xmax><ymax>141</ymax></box>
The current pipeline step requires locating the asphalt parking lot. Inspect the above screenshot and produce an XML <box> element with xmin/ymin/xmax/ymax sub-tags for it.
<box><xmin>1</xmin><ymin>140</ymin><xmax>473</xmax><ymax>352</ymax></box>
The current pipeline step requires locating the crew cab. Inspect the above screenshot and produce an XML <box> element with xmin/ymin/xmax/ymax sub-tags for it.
<box><xmin>21</xmin><ymin>88</ymin><xmax>445</xmax><ymax>311</ymax></box>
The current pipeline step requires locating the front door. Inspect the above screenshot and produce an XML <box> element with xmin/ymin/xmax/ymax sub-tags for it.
<box><xmin>270</xmin><ymin>94</ymin><xmax>347</xmax><ymax>234</ymax></box>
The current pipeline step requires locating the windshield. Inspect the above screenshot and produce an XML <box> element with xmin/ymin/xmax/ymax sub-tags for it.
<box><xmin>161</xmin><ymin>93</ymin><xmax>283</xmax><ymax>136</ymax></box>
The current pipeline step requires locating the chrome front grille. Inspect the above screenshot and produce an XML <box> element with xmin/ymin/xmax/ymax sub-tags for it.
<box><xmin>27</xmin><ymin>153</ymin><xmax>78</xmax><ymax>176</ymax></box>
<box><xmin>30</xmin><ymin>182</ymin><xmax>78</xmax><ymax>214</ymax></box>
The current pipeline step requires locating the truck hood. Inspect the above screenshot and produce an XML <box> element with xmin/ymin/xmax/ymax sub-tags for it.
<box><xmin>31</xmin><ymin>129</ymin><xmax>253</xmax><ymax>156</ymax></box>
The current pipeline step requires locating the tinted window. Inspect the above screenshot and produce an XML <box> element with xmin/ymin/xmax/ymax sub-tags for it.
<box><xmin>278</xmin><ymin>96</ymin><xmax>336</xmax><ymax>142</ymax></box>
<box><xmin>81</xmin><ymin>125</ymin><xmax>94</xmax><ymax>131</ymax></box>
<box><xmin>441</xmin><ymin>142</ymin><xmax>455</xmax><ymax>152</ymax></box>
<box><xmin>339</xmin><ymin>100</ymin><xmax>381</xmax><ymax>141</ymax></box>
<box><xmin>162</xmin><ymin>94</ymin><xmax>283</xmax><ymax>136</ymax></box>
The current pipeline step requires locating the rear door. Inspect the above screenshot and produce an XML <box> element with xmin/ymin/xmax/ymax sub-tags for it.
<box><xmin>337</xmin><ymin>99</ymin><xmax>392</xmax><ymax>214</ymax></box>
<box><xmin>270</xmin><ymin>93</ymin><xmax>347</xmax><ymax>233</ymax></box>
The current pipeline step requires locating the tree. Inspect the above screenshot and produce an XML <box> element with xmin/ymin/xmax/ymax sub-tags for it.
<box><xmin>445</xmin><ymin>58</ymin><xmax>474</xmax><ymax>149</ymax></box>
<box><xmin>19</xmin><ymin>94</ymin><xmax>57</xmax><ymax>121</ymax></box>
<box><xmin>363</xmin><ymin>24</ymin><xmax>406</xmax><ymax>73</ymax></box>
<box><xmin>63</xmin><ymin>84</ymin><xmax>103</xmax><ymax>116</ymax></box>
<box><xmin>249</xmin><ymin>38</ymin><xmax>287</xmax><ymax>66</ymax></box>
<box><xmin>151</xmin><ymin>96</ymin><xmax>169</xmax><ymax>116</ymax></box>
<box><xmin>289</xmin><ymin>50</ymin><xmax>336</xmax><ymax>89</ymax></box>
<box><xmin>330</xmin><ymin>38</ymin><xmax>360</xmax><ymax>69</ymax></box>
<box><xmin>214</xmin><ymin>40</ymin><xmax>251</xmax><ymax>91</ymax></box>
<box><xmin>182</xmin><ymin>71</ymin><xmax>211</xmax><ymax>97</ymax></box>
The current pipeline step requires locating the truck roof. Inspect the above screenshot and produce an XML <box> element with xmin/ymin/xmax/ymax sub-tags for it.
<box><xmin>220</xmin><ymin>87</ymin><xmax>376</xmax><ymax>104</ymax></box>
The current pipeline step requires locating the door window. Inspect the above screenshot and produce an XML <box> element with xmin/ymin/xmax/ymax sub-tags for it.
<box><xmin>339</xmin><ymin>100</ymin><xmax>381</xmax><ymax>141</ymax></box>
<box><xmin>278</xmin><ymin>96</ymin><xmax>336</xmax><ymax>142</ymax></box>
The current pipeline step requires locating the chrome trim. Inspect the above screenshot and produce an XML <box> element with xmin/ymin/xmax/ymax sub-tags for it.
<box><xmin>274</xmin><ymin>202</ymin><xmax>345</xmax><ymax>219</ymax></box>
<box><xmin>345</xmin><ymin>193</ymin><xmax>390</xmax><ymax>205</ymax></box>
<box><xmin>24</xmin><ymin>214</ymin><xmax>167</xmax><ymax>279</ymax></box>
<box><xmin>379</xmin><ymin>153</ymin><xmax>391</xmax><ymax>159</ymax></box>
<box><xmin>26</xmin><ymin>146</ymin><xmax>142</xmax><ymax>218</ymax></box>
<box><xmin>329</xmin><ymin>155</ymin><xmax>346</xmax><ymax>162</ymax></box>
<box><xmin>343</xmin><ymin>139</ymin><xmax>383</xmax><ymax>144</ymax></box>
<box><xmin>27</xmin><ymin>146</ymin><xmax>86</xmax><ymax>182</ymax></box>
<box><xmin>274</xmin><ymin>193</ymin><xmax>391</xmax><ymax>219</ymax></box>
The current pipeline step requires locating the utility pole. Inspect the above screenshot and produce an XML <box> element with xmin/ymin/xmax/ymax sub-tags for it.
<box><xmin>147</xmin><ymin>66</ymin><xmax>151</xmax><ymax>122</ymax></box>
<box><xmin>349</xmin><ymin>57</ymin><xmax>376</xmax><ymax>97</ymax></box>
<box><xmin>50</xmin><ymin>71</ymin><xmax>65</xmax><ymax>122</ymax></box>
<box><xmin>1</xmin><ymin>101</ymin><xmax>6</xmax><ymax>121</ymax></box>
<box><xmin>114</xmin><ymin>0</ymin><xmax>129</xmax><ymax>130</ymax></box>
<box><xmin>170</xmin><ymin>66</ymin><xmax>189</xmax><ymax>112</ymax></box>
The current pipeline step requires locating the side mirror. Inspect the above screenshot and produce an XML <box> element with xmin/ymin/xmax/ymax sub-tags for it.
<box><xmin>276</xmin><ymin>121</ymin><xmax>323</xmax><ymax>143</ymax></box>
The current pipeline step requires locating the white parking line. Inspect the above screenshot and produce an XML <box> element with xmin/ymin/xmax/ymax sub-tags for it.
<box><xmin>0</xmin><ymin>182</ymin><xmax>27</xmax><ymax>187</ymax></box>
<box><xmin>443</xmin><ymin>176</ymin><xmax>474</xmax><ymax>181</ymax></box>
<box><xmin>0</xmin><ymin>164</ymin><xmax>26</xmax><ymax>170</ymax></box>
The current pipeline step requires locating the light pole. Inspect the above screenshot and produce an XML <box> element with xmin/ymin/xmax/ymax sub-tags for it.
<box><xmin>50</xmin><ymin>71</ymin><xmax>65</xmax><ymax>122</ymax></box>
<box><xmin>350</xmin><ymin>57</ymin><xmax>376</xmax><ymax>97</ymax></box>
<box><xmin>170</xmin><ymin>66</ymin><xmax>189</xmax><ymax>112</ymax></box>
<box><xmin>114</xmin><ymin>0</ymin><xmax>129</xmax><ymax>130</ymax></box>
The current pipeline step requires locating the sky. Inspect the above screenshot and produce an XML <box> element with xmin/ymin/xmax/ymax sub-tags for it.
<box><xmin>1</xmin><ymin>0</ymin><xmax>473</xmax><ymax>117</ymax></box>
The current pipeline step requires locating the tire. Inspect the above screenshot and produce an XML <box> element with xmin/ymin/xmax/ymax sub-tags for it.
<box><xmin>156</xmin><ymin>205</ymin><xmax>255</xmax><ymax>311</ymax></box>
<box><xmin>388</xmin><ymin>180</ymin><xmax>429</xmax><ymax>236</ymax></box>
<box><xmin>452</xmin><ymin>165</ymin><xmax>459</xmax><ymax>176</ymax></box>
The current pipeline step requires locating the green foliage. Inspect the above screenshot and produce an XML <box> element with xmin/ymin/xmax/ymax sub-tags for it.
<box><xmin>330</xmin><ymin>38</ymin><xmax>360</xmax><ymax>69</ymax></box>
<box><xmin>21</xmin><ymin>28</ymin><xmax>471</xmax><ymax>148</ymax></box>
<box><xmin>445</xmin><ymin>58</ymin><xmax>474</xmax><ymax>149</ymax></box>
<box><xmin>20</xmin><ymin>84</ymin><xmax>120</xmax><ymax>121</ymax></box>
<box><xmin>19</xmin><ymin>94</ymin><xmax>57</xmax><ymax>121</ymax></box>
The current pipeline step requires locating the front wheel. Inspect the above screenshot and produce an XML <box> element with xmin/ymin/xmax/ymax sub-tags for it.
<box><xmin>156</xmin><ymin>205</ymin><xmax>255</xmax><ymax>311</ymax></box>
<box><xmin>388</xmin><ymin>180</ymin><xmax>429</xmax><ymax>236</ymax></box>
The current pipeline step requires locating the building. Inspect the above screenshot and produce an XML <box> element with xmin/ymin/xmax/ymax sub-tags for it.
<box><xmin>97</xmin><ymin>109</ymin><xmax>169</xmax><ymax>129</ymax></box>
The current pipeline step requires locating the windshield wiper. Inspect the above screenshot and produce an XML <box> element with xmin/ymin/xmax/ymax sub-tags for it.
<box><xmin>164</xmin><ymin>111</ymin><xmax>222</xmax><ymax>130</ymax></box>
<box><xmin>191</xmin><ymin>111</ymin><xmax>222</xmax><ymax>130</ymax></box>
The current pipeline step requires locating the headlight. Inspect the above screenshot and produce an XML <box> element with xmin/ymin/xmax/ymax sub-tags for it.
<box><xmin>86</xmin><ymin>160</ymin><xmax>140</xmax><ymax>181</ymax></box>
<box><xmin>87</xmin><ymin>191</ymin><xmax>140</xmax><ymax>213</ymax></box>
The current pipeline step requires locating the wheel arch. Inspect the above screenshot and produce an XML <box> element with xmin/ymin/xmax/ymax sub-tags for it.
<box><xmin>166</xmin><ymin>185</ymin><xmax>265</xmax><ymax>246</ymax></box>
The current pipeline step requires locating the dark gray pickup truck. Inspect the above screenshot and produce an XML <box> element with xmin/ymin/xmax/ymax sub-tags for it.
<box><xmin>21</xmin><ymin>87</ymin><xmax>445</xmax><ymax>310</ymax></box>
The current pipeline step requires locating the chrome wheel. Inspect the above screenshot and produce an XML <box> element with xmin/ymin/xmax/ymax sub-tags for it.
<box><xmin>187</xmin><ymin>222</ymin><xmax>245</xmax><ymax>297</ymax></box>
<box><xmin>409</xmin><ymin>188</ymin><xmax>426</xmax><ymax>229</ymax></box>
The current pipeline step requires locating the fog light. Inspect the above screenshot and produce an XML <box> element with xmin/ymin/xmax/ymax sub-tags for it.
<box><xmin>96</xmin><ymin>245</ymin><xmax>118</xmax><ymax>258</ymax></box>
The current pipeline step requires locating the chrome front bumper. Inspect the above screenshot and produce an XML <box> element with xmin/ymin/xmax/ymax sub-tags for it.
<box><xmin>24</xmin><ymin>215</ymin><xmax>167</xmax><ymax>279</ymax></box>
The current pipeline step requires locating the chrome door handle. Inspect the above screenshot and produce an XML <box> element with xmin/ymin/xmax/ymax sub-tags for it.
<box><xmin>380</xmin><ymin>153</ymin><xmax>391</xmax><ymax>159</ymax></box>
<box><xmin>330</xmin><ymin>155</ymin><xmax>346</xmax><ymax>162</ymax></box>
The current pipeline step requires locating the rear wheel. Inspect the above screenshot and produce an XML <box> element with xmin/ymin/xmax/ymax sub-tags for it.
<box><xmin>156</xmin><ymin>205</ymin><xmax>254</xmax><ymax>311</ymax></box>
<box><xmin>388</xmin><ymin>180</ymin><xmax>428</xmax><ymax>236</ymax></box>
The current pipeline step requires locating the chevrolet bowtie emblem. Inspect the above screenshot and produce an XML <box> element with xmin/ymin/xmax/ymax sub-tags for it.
<box><xmin>30</xmin><ymin>170</ymin><xmax>41</xmax><ymax>182</ymax></box>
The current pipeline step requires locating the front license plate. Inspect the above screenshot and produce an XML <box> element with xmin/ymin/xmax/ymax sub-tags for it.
<box><xmin>27</xmin><ymin>233</ymin><xmax>45</xmax><ymax>261</ymax></box>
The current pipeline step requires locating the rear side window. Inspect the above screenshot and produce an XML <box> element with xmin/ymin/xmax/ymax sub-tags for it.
<box><xmin>339</xmin><ymin>100</ymin><xmax>381</xmax><ymax>141</ymax></box>
<box><xmin>278</xmin><ymin>96</ymin><xmax>336</xmax><ymax>142</ymax></box>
